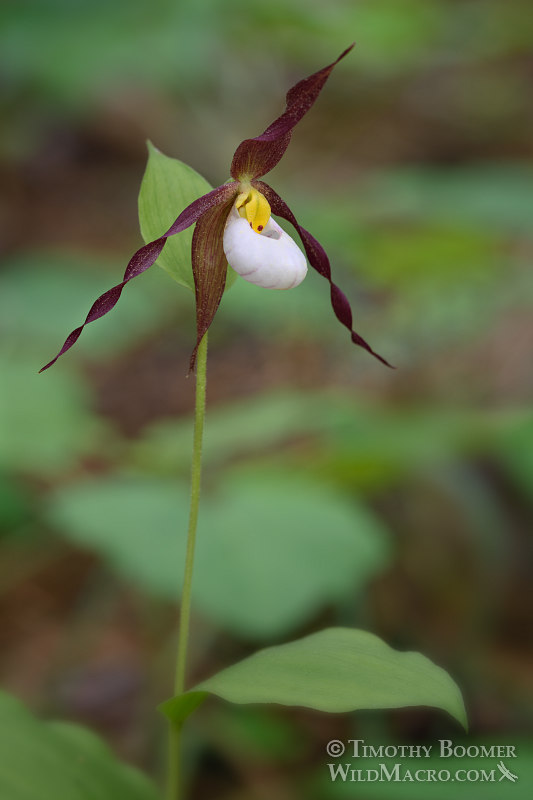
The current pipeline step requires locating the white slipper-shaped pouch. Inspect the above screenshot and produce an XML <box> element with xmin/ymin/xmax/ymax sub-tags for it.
<box><xmin>223</xmin><ymin>202</ymin><xmax>307</xmax><ymax>290</ymax></box>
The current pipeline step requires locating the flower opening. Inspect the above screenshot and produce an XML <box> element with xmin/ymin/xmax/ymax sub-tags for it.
<box><xmin>223</xmin><ymin>201</ymin><xmax>307</xmax><ymax>290</ymax></box>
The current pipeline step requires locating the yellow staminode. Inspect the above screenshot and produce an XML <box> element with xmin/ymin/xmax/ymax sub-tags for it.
<box><xmin>235</xmin><ymin>187</ymin><xmax>271</xmax><ymax>233</ymax></box>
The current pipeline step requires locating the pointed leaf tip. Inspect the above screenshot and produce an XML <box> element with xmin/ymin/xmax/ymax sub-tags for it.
<box><xmin>160</xmin><ymin>628</ymin><xmax>467</xmax><ymax>730</ymax></box>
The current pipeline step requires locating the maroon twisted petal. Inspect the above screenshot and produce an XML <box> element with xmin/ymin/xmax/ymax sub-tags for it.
<box><xmin>40</xmin><ymin>183</ymin><xmax>238</xmax><ymax>372</ymax></box>
<box><xmin>230</xmin><ymin>44</ymin><xmax>354</xmax><ymax>181</ymax></box>
<box><xmin>255</xmin><ymin>181</ymin><xmax>393</xmax><ymax>368</ymax></box>
<box><xmin>189</xmin><ymin>194</ymin><xmax>237</xmax><ymax>371</ymax></box>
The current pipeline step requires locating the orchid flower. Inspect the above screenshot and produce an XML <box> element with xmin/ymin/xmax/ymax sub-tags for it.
<box><xmin>41</xmin><ymin>44</ymin><xmax>391</xmax><ymax>373</ymax></box>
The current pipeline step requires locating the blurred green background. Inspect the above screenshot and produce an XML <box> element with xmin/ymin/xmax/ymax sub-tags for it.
<box><xmin>1</xmin><ymin>0</ymin><xmax>532</xmax><ymax>797</ymax></box>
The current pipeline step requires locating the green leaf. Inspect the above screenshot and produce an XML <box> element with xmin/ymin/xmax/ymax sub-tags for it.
<box><xmin>0</xmin><ymin>253</ymin><xmax>179</xmax><ymax>356</ymax></box>
<box><xmin>204</xmin><ymin>705</ymin><xmax>305</xmax><ymax>762</ymax></box>
<box><xmin>321</xmin><ymin>407</ymin><xmax>488</xmax><ymax>489</ymax></box>
<box><xmin>0</xmin><ymin>473</ymin><xmax>34</xmax><ymax>533</ymax></box>
<box><xmin>160</xmin><ymin>627</ymin><xmax>467</xmax><ymax>729</ymax></box>
<box><xmin>130</xmin><ymin>390</ymin><xmax>336</xmax><ymax>474</ymax></box>
<box><xmin>46</xmin><ymin>473</ymin><xmax>391</xmax><ymax>639</ymax></box>
<box><xmin>0</xmin><ymin>691</ymin><xmax>160</xmax><ymax>800</ymax></box>
<box><xmin>138</xmin><ymin>141</ymin><xmax>236</xmax><ymax>291</ymax></box>
<box><xmin>193</xmin><ymin>475</ymin><xmax>391</xmax><ymax>638</ymax></box>
<box><xmin>494</xmin><ymin>413</ymin><xmax>533</xmax><ymax>497</ymax></box>
<box><xmin>46</xmin><ymin>477</ymin><xmax>190</xmax><ymax>594</ymax></box>
<box><xmin>298</xmin><ymin>164</ymin><xmax>533</xmax><ymax>237</ymax></box>
<box><xmin>138</xmin><ymin>142</ymin><xmax>210</xmax><ymax>290</ymax></box>
<box><xmin>0</xmin><ymin>352</ymin><xmax>110</xmax><ymax>476</ymax></box>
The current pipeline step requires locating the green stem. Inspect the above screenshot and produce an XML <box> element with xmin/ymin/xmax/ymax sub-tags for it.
<box><xmin>166</xmin><ymin>332</ymin><xmax>208</xmax><ymax>800</ymax></box>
